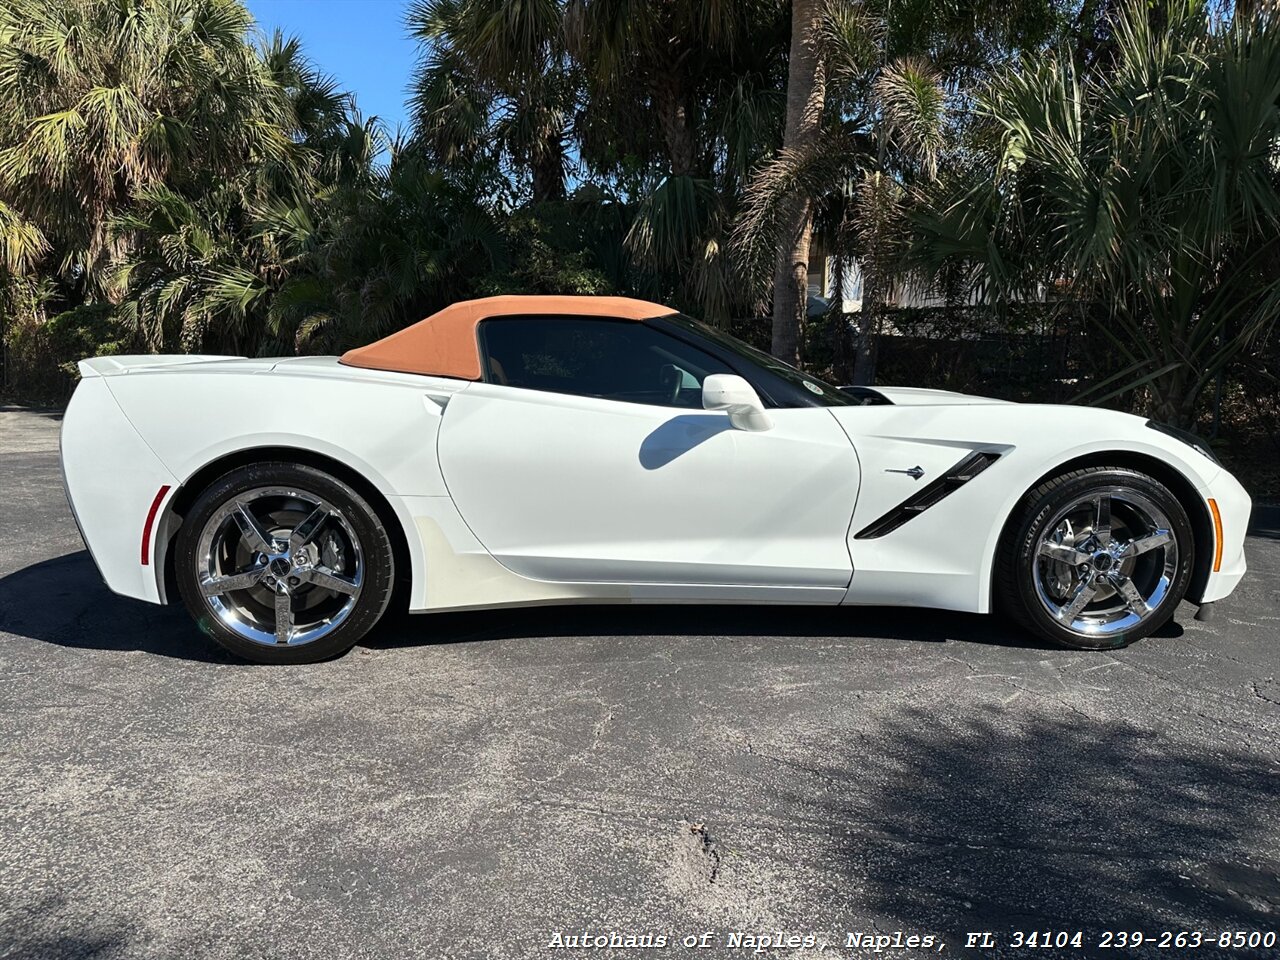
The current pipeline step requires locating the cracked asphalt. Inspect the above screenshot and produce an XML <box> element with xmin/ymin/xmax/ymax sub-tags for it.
<box><xmin>1</xmin><ymin>406</ymin><xmax>1278</xmax><ymax>960</ymax></box>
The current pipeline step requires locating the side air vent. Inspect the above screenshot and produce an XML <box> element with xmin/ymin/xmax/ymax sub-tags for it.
<box><xmin>838</xmin><ymin>386</ymin><xmax>893</xmax><ymax>405</ymax></box>
<box><xmin>855</xmin><ymin>451</ymin><xmax>1001</xmax><ymax>539</ymax></box>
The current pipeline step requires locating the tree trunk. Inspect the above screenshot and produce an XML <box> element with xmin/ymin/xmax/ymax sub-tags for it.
<box><xmin>770</xmin><ymin>0</ymin><xmax>827</xmax><ymax>365</ymax></box>
<box><xmin>527</xmin><ymin>96</ymin><xmax>567</xmax><ymax>203</ymax></box>
<box><xmin>531</xmin><ymin>137</ymin><xmax>567</xmax><ymax>203</ymax></box>
<box><xmin>1150</xmin><ymin>366</ymin><xmax>1202</xmax><ymax>430</ymax></box>
<box><xmin>772</xmin><ymin>197</ymin><xmax>813</xmax><ymax>364</ymax></box>
<box><xmin>852</xmin><ymin>270</ymin><xmax>881</xmax><ymax>385</ymax></box>
<box><xmin>851</xmin><ymin>167</ymin><xmax>896</xmax><ymax>385</ymax></box>
<box><xmin>653</xmin><ymin>69</ymin><xmax>696</xmax><ymax>177</ymax></box>
<box><xmin>831</xmin><ymin>252</ymin><xmax>851</xmax><ymax>382</ymax></box>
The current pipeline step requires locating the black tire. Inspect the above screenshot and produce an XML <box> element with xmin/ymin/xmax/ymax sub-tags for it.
<box><xmin>175</xmin><ymin>462</ymin><xmax>395</xmax><ymax>664</ymax></box>
<box><xmin>998</xmin><ymin>466</ymin><xmax>1194</xmax><ymax>650</ymax></box>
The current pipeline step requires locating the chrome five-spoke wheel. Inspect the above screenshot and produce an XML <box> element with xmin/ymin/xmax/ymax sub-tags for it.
<box><xmin>1033</xmin><ymin>489</ymin><xmax>1177</xmax><ymax>638</ymax></box>
<box><xmin>176</xmin><ymin>463</ymin><xmax>395</xmax><ymax>663</ymax></box>
<box><xmin>197</xmin><ymin>487</ymin><xmax>364</xmax><ymax>647</ymax></box>
<box><xmin>1001</xmin><ymin>467</ymin><xmax>1194</xmax><ymax>649</ymax></box>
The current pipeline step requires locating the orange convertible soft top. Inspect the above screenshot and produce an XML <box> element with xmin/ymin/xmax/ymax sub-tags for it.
<box><xmin>339</xmin><ymin>295</ymin><xmax>674</xmax><ymax>381</ymax></box>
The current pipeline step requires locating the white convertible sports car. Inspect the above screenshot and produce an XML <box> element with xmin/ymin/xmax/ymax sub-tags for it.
<box><xmin>61</xmin><ymin>295</ymin><xmax>1250</xmax><ymax>663</ymax></box>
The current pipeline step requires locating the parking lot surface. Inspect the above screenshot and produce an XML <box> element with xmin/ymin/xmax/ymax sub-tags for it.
<box><xmin>2</xmin><ymin>407</ymin><xmax>1278</xmax><ymax>959</ymax></box>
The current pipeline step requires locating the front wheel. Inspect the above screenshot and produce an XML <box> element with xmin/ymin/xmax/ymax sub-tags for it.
<box><xmin>175</xmin><ymin>462</ymin><xmax>395</xmax><ymax>664</ymax></box>
<box><xmin>999</xmin><ymin>467</ymin><xmax>1194</xmax><ymax>650</ymax></box>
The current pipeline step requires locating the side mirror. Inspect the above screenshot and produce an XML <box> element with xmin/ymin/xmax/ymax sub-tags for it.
<box><xmin>702</xmin><ymin>374</ymin><xmax>773</xmax><ymax>432</ymax></box>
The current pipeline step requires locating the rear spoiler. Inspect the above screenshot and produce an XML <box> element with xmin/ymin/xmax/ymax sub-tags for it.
<box><xmin>77</xmin><ymin>355</ymin><xmax>242</xmax><ymax>378</ymax></box>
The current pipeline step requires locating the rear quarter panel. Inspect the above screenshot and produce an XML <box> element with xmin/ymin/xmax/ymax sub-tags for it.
<box><xmin>74</xmin><ymin>363</ymin><xmax>463</xmax><ymax>605</ymax></box>
<box><xmin>104</xmin><ymin>365</ymin><xmax>457</xmax><ymax>497</ymax></box>
<box><xmin>61</xmin><ymin>378</ymin><xmax>179</xmax><ymax>601</ymax></box>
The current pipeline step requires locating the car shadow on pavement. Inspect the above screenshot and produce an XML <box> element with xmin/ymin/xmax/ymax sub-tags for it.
<box><xmin>0</xmin><ymin>551</ymin><xmax>228</xmax><ymax>662</ymax></box>
<box><xmin>3</xmin><ymin>929</ymin><xmax>136</xmax><ymax>960</ymax></box>
<box><xmin>365</xmin><ymin>602</ymin><xmax>1050</xmax><ymax>651</ymax></box>
<box><xmin>1</xmin><ymin>550</ymin><xmax>1186</xmax><ymax>661</ymax></box>
<box><xmin>798</xmin><ymin>706</ymin><xmax>1280</xmax><ymax>948</ymax></box>
<box><xmin>366</xmin><ymin>591</ymin><xmax>1183</xmax><ymax>652</ymax></box>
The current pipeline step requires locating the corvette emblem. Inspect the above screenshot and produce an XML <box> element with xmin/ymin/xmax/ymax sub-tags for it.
<box><xmin>886</xmin><ymin>465</ymin><xmax>925</xmax><ymax>480</ymax></box>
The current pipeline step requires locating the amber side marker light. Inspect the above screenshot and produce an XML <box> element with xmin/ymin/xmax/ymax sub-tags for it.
<box><xmin>1208</xmin><ymin>498</ymin><xmax>1224</xmax><ymax>572</ymax></box>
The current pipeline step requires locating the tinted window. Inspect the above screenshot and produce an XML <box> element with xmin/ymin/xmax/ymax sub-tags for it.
<box><xmin>660</xmin><ymin>313</ymin><xmax>855</xmax><ymax>407</ymax></box>
<box><xmin>479</xmin><ymin>316</ymin><xmax>734</xmax><ymax>408</ymax></box>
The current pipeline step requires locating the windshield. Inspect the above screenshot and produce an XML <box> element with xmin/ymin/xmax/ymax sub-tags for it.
<box><xmin>663</xmin><ymin>313</ymin><xmax>856</xmax><ymax>407</ymax></box>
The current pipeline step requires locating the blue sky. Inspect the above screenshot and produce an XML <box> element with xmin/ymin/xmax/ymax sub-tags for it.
<box><xmin>245</xmin><ymin>0</ymin><xmax>417</xmax><ymax>136</ymax></box>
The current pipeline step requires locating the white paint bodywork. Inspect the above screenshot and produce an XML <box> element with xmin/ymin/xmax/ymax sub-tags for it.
<box><xmin>437</xmin><ymin>382</ymin><xmax>858</xmax><ymax>590</ymax></box>
<box><xmin>61</xmin><ymin>354</ymin><xmax>1250</xmax><ymax>618</ymax></box>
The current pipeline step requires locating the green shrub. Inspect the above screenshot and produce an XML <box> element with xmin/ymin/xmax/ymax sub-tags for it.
<box><xmin>2</xmin><ymin>304</ymin><xmax>137</xmax><ymax>404</ymax></box>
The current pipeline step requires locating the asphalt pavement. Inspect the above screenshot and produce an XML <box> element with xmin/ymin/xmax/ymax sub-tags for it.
<box><xmin>1</xmin><ymin>407</ymin><xmax>1277</xmax><ymax>960</ymax></box>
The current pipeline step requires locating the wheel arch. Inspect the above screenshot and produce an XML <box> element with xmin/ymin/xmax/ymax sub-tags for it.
<box><xmin>990</xmin><ymin>450</ymin><xmax>1215</xmax><ymax>609</ymax></box>
<box><xmin>154</xmin><ymin>446</ymin><xmax>415</xmax><ymax>610</ymax></box>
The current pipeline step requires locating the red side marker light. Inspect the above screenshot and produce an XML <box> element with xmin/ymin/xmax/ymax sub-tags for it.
<box><xmin>141</xmin><ymin>485</ymin><xmax>171</xmax><ymax>565</ymax></box>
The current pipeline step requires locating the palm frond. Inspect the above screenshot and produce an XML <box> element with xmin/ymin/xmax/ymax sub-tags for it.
<box><xmin>875</xmin><ymin>56</ymin><xmax>947</xmax><ymax>177</ymax></box>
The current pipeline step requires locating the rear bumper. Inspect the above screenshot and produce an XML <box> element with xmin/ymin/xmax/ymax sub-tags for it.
<box><xmin>61</xmin><ymin>379</ymin><xmax>176</xmax><ymax>604</ymax></box>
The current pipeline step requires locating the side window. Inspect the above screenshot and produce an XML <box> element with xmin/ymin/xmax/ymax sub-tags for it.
<box><xmin>478</xmin><ymin>316</ymin><xmax>735</xmax><ymax>409</ymax></box>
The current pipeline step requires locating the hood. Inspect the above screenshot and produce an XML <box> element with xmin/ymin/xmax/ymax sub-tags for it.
<box><xmin>866</xmin><ymin>385</ymin><xmax>1011</xmax><ymax>406</ymax></box>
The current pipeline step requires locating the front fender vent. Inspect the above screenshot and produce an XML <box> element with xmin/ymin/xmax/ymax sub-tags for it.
<box><xmin>838</xmin><ymin>385</ymin><xmax>893</xmax><ymax>405</ymax></box>
<box><xmin>855</xmin><ymin>451</ymin><xmax>1001</xmax><ymax>539</ymax></box>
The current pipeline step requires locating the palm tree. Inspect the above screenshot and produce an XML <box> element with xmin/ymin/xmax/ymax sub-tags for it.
<box><xmin>259</xmin><ymin>31</ymin><xmax>371</xmax><ymax>195</ymax></box>
<box><xmin>767</xmin><ymin>0</ymin><xmax>827</xmax><ymax>365</ymax></box>
<box><xmin>409</xmin><ymin>0</ymin><xmax>790</xmax><ymax>321</ymax></box>
<box><xmin>114</xmin><ymin>119</ymin><xmax>503</xmax><ymax>358</ymax></box>
<box><xmin>266</xmin><ymin>145</ymin><xmax>504</xmax><ymax>354</ymax></box>
<box><xmin>847</xmin><ymin>55</ymin><xmax>947</xmax><ymax>384</ymax></box>
<box><xmin>112</xmin><ymin>181</ymin><xmax>270</xmax><ymax>353</ymax></box>
<box><xmin>0</xmin><ymin>0</ymin><xmax>298</xmax><ymax>300</ymax></box>
<box><xmin>0</xmin><ymin>200</ymin><xmax>48</xmax><ymax>278</ymax></box>
<box><xmin>911</xmin><ymin>0</ymin><xmax>1280</xmax><ymax>427</ymax></box>
<box><xmin>734</xmin><ymin>0</ymin><xmax>1065</xmax><ymax>372</ymax></box>
<box><xmin>103</xmin><ymin>18</ymin><xmax>395</xmax><ymax>356</ymax></box>
<box><xmin>407</xmin><ymin>0</ymin><xmax>573</xmax><ymax>203</ymax></box>
<box><xmin>567</xmin><ymin>0</ymin><xmax>778</xmax><ymax>178</ymax></box>
<box><xmin>565</xmin><ymin>0</ymin><xmax>787</xmax><ymax>321</ymax></box>
<box><xmin>734</xmin><ymin>4</ymin><xmax>947</xmax><ymax>374</ymax></box>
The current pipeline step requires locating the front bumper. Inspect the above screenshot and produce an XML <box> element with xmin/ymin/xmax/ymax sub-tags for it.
<box><xmin>1198</xmin><ymin>465</ymin><xmax>1251</xmax><ymax>604</ymax></box>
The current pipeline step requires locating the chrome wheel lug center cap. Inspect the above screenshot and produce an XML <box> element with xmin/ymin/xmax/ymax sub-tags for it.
<box><xmin>1092</xmin><ymin>552</ymin><xmax>1114</xmax><ymax>572</ymax></box>
<box><xmin>269</xmin><ymin>557</ymin><xmax>292</xmax><ymax>578</ymax></box>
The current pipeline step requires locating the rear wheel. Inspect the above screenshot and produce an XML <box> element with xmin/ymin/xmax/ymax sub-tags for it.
<box><xmin>999</xmin><ymin>467</ymin><xmax>1193</xmax><ymax>649</ymax></box>
<box><xmin>175</xmin><ymin>463</ymin><xmax>394</xmax><ymax>664</ymax></box>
